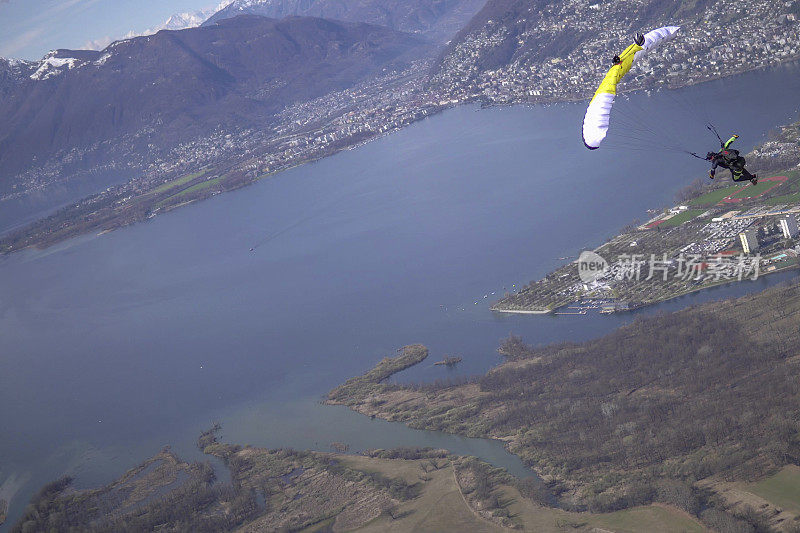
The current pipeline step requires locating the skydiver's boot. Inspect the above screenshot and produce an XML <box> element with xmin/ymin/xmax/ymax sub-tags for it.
<box><xmin>634</xmin><ymin>32</ymin><xmax>645</xmax><ymax>46</ymax></box>
<box><xmin>751</xmin><ymin>174</ymin><xmax>758</xmax><ymax>185</ymax></box>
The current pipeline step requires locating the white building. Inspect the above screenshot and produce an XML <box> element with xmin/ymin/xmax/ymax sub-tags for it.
<box><xmin>739</xmin><ymin>229</ymin><xmax>760</xmax><ymax>254</ymax></box>
<box><xmin>779</xmin><ymin>215</ymin><xmax>799</xmax><ymax>239</ymax></box>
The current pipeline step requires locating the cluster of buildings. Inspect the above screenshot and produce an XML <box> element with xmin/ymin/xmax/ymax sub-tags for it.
<box><xmin>739</xmin><ymin>213</ymin><xmax>799</xmax><ymax>252</ymax></box>
<box><xmin>433</xmin><ymin>0</ymin><xmax>800</xmax><ymax>104</ymax></box>
<box><xmin>8</xmin><ymin>60</ymin><xmax>444</xmax><ymax>208</ymax></box>
<box><xmin>137</xmin><ymin>61</ymin><xmax>452</xmax><ymax>190</ymax></box>
<box><xmin>495</xmin><ymin>190</ymin><xmax>800</xmax><ymax>314</ymax></box>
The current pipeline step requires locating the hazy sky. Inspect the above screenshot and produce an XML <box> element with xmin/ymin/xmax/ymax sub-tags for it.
<box><xmin>0</xmin><ymin>0</ymin><xmax>220</xmax><ymax>60</ymax></box>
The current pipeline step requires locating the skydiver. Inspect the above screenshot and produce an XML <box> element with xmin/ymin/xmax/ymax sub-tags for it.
<box><xmin>705</xmin><ymin>134</ymin><xmax>758</xmax><ymax>184</ymax></box>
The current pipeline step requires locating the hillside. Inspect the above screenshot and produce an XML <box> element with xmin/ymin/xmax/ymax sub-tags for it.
<box><xmin>0</xmin><ymin>15</ymin><xmax>431</xmax><ymax>195</ymax></box>
<box><xmin>203</xmin><ymin>0</ymin><xmax>487</xmax><ymax>43</ymax></box>
<box><xmin>329</xmin><ymin>278</ymin><xmax>800</xmax><ymax>531</ymax></box>
<box><xmin>441</xmin><ymin>0</ymin><xmax>710</xmax><ymax>70</ymax></box>
<box><xmin>432</xmin><ymin>0</ymin><xmax>800</xmax><ymax>102</ymax></box>
<box><xmin>0</xmin><ymin>58</ymin><xmax>34</xmax><ymax>97</ymax></box>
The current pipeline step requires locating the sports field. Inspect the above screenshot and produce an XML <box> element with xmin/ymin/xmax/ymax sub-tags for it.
<box><xmin>156</xmin><ymin>176</ymin><xmax>222</xmax><ymax>208</ymax></box>
<box><xmin>723</xmin><ymin>176</ymin><xmax>787</xmax><ymax>202</ymax></box>
<box><xmin>660</xmin><ymin>209</ymin><xmax>706</xmax><ymax>227</ymax></box>
<box><xmin>689</xmin><ymin>185</ymin><xmax>742</xmax><ymax>206</ymax></box>
<box><xmin>152</xmin><ymin>169</ymin><xmax>210</xmax><ymax>195</ymax></box>
<box><xmin>765</xmin><ymin>171</ymin><xmax>800</xmax><ymax>205</ymax></box>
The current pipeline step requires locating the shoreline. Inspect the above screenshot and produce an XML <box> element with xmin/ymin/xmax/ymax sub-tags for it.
<box><xmin>4</xmin><ymin>58</ymin><xmax>800</xmax><ymax>257</ymax></box>
<box><xmin>490</xmin><ymin>307</ymin><xmax>553</xmax><ymax>315</ymax></box>
<box><xmin>491</xmin><ymin>262</ymin><xmax>800</xmax><ymax>316</ymax></box>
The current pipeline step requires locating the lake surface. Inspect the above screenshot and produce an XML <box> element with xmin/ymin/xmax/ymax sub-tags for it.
<box><xmin>2</xmin><ymin>62</ymin><xmax>800</xmax><ymax>528</ymax></box>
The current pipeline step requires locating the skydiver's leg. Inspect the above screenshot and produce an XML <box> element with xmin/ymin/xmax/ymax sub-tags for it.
<box><xmin>730</xmin><ymin>157</ymin><xmax>753</xmax><ymax>182</ymax></box>
<box><xmin>731</xmin><ymin>167</ymin><xmax>757</xmax><ymax>183</ymax></box>
<box><xmin>741</xmin><ymin>167</ymin><xmax>757</xmax><ymax>184</ymax></box>
<box><xmin>731</xmin><ymin>171</ymin><xmax>751</xmax><ymax>182</ymax></box>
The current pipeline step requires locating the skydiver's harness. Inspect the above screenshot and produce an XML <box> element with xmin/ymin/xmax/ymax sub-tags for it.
<box><xmin>718</xmin><ymin>135</ymin><xmax>743</xmax><ymax>170</ymax></box>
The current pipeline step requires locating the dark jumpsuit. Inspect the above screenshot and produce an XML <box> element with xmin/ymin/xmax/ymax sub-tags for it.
<box><xmin>709</xmin><ymin>136</ymin><xmax>755</xmax><ymax>182</ymax></box>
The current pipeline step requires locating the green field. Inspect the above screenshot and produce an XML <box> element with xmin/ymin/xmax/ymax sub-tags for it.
<box><xmin>661</xmin><ymin>209</ymin><xmax>706</xmax><ymax>227</ymax></box>
<box><xmin>152</xmin><ymin>169</ymin><xmax>210</xmax><ymax>195</ymax></box>
<box><xmin>745</xmin><ymin>466</ymin><xmax>800</xmax><ymax>513</ymax></box>
<box><xmin>729</xmin><ymin>179</ymin><xmax>784</xmax><ymax>200</ymax></box>
<box><xmin>156</xmin><ymin>176</ymin><xmax>222</xmax><ymax>208</ymax></box>
<box><xmin>689</xmin><ymin>185</ymin><xmax>742</xmax><ymax>206</ymax></box>
<box><xmin>765</xmin><ymin>190</ymin><xmax>800</xmax><ymax>205</ymax></box>
<box><xmin>765</xmin><ymin>171</ymin><xmax>800</xmax><ymax>205</ymax></box>
<box><xmin>588</xmin><ymin>505</ymin><xmax>706</xmax><ymax>533</ymax></box>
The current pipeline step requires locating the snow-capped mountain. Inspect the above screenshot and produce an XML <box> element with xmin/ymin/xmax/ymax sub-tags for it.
<box><xmin>82</xmin><ymin>3</ymin><xmax>233</xmax><ymax>51</ymax></box>
<box><xmin>152</xmin><ymin>5</ymin><xmax>229</xmax><ymax>32</ymax></box>
<box><xmin>121</xmin><ymin>5</ymin><xmax>224</xmax><ymax>41</ymax></box>
<box><xmin>28</xmin><ymin>50</ymin><xmax>102</xmax><ymax>81</ymax></box>
<box><xmin>0</xmin><ymin>15</ymin><xmax>430</xmax><ymax>182</ymax></box>
<box><xmin>0</xmin><ymin>57</ymin><xmax>36</xmax><ymax>95</ymax></box>
<box><xmin>160</xmin><ymin>10</ymin><xmax>215</xmax><ymax>31</ymax></box>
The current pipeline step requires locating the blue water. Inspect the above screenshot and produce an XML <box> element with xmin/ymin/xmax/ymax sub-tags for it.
<box><xmin>2</xmin><ymin>62</ymin><xmax>800</xmax><ymax>528</ymax></box>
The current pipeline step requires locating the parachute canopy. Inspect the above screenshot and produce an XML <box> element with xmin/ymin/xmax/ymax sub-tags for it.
<box><xmin>582</xmin><ymin>26</ymin><xmax>680</xmax><ymax>150</ymax></box>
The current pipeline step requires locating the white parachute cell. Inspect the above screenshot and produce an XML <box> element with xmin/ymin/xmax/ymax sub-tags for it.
<box><xmin>582</xmin><ymin>26</ymin><xmax>680</xmax><ymax>150</ymax></box>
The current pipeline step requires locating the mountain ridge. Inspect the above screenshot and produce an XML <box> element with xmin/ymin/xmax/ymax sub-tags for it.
<box><xmin>0</xmin><ymin>15</ymin><xmax>432</xmax><ymax>191</ymax></box>
<box><xmin>203</xmin><ymin>0</ymin><xmax>486</xmax><ymax>43</ymax></box>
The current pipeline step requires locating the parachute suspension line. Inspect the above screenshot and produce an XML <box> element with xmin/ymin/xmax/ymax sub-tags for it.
<box><xmin>609</xmin><ymin>98</ymin><xmax>691</xmax><ymax>153</ymax></box>
<box><xmin>707</xmin><ymin>123</ymin><xmax>724</xmax><ymax>145</ymax></box>
<box><xmin>623</xmin><ymin>91</ymin><xmax>695</xmax><ymax>152</ymax></box>
<box><xmin>600</xmin><ymin>108</ymin><xmax>693</xmax><ymax>153</ymax></box>
<box><xmin>655</xmin><ymin>84</ymin><xmax>728</xmax><ymax>157</ymax></box>
<box><xmin>658</xmin><ymin>84</ymin><xmax>714</xmax><ymax>131</ymax></box>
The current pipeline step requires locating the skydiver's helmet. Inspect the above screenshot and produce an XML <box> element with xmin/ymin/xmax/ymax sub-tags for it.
<box><xmin>634</xmin><ymin>32</ymin><xmax>645</xmax><ymax>46</ymax></box>
<box><xmin>706</xmin><ymin>152</ymin><xmax>716</xmax><ymax>160</ymax></box>
<box><xmin>612</xmin><ymin>55</ymin><xmax>621</xmax><ymax>65</ymax></box>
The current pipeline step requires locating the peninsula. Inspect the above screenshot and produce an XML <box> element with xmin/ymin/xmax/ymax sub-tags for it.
<box><xmin>493</xmin><ymin>117</ymin><xmax>800</xmax><ymax>314</ymax></box>
<box><xmin>328</xmin><ymin>278</ymin><xmax>800</xmax><ymax>532</ymax></box>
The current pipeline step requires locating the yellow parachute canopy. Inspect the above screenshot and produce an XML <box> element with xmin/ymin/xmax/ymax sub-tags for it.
<box><xmin>582</xmin><ymin>26</ymin><xmax>680</xmax><ymax>150</ymax></box>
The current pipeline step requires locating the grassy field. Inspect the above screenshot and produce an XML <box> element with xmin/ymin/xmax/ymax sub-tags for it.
<box><xmin>348</xmin><ymin>458</ymin><xmax>706</xmax><ymax>533</ymax></box>
<box><xmin>587</xmin><ymin>505</ymin><xmax>706</xmax><ymax>533</ymax></box>
<box><xmin>156</xmin><ymin>176</ymin><xmax>222</xmax><ymax>208</ymax></box>
<box><xmin>701</xmin><ymin>465</ymin><xmax>800</xmax><ymax>530</ymax></box>
<box><xmin>152</xmin><ymin>169</ymin><xmax>209</xmax><ymax>195</ymax></box>
<box><xmin>689</xmin><ymin>185</ymin><xmax>742</xmax><ymax>206</ymax></box>
<box><xmin>497</xmin><ymin>485</ymin><xmax>705</xmax><ymax>533</ymax></box>
<box><xmin>729</xmin><ymin>179</ymin><xmax>784</xmax><ymax>200</ymax></box>
<box><xmin>660</xmin><ymin>209</ymin><xmax>706</xmax><ymax>227</ymax></box>
<box><xmin>339</xmin><ymin>456</ymin><xmax>433</xmax><ymax>485</ymax></box>
<box><xmin>765</xmin><ymin>190</ymin><xmax>800</xmax><ymax>205</ymax></box>
<box><xmin>354</xmin><ymin>460</ymin><xmax>506</xmax><ymax>533</ymax></box>
<box><xmin>745</xmin><ymin>465</ymin><xmax>800</xmax><ymax>514</ymax></box>
<box><xmin>765</xmin><ymin>171</ymin><xmax>800</xmax><ymax>205</ymax></box>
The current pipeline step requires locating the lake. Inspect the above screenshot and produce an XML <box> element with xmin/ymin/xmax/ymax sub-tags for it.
<box><xmin>2</xmin><ymin>62</ymin><xmax>800</xmax><ymax>528</ymax></box>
